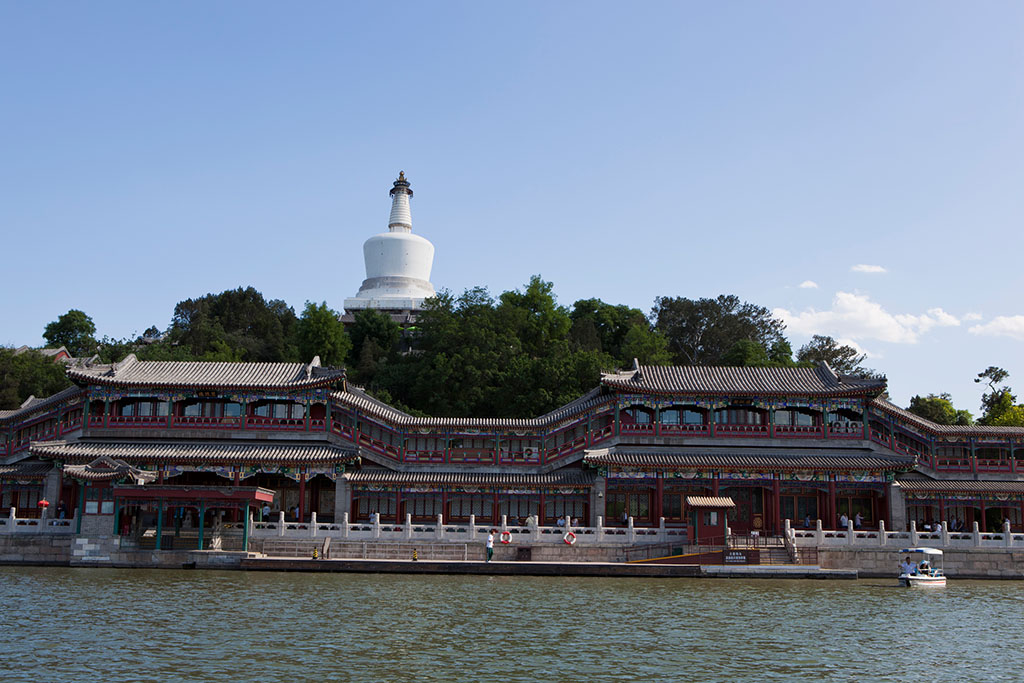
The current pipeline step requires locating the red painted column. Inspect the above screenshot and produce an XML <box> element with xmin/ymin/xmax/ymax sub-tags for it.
<box><xmin>828</xmin><ymin>478</ymin><xmax>837</xmax><ymax>529</ymax></box>
<box><xmin>298</xmin><ymin>472</ymin><xmax>306</xmax><ymax>522</ymax></box>
<box><xmin>231</xmin><ymin>470</ymin><xmax>240</xmax><ymax>522</ymax></box>
<box><xmin>883</xmin><ymin>484</ymin><xmax>891</xmax><ymax>529</ymax></box>
<box><xmin>394</xmin><ymin>491</ymin><xmax>402</xmax><ymax>524</ymax></box>
<box><xmin>711</xmin><ymin>473</ymin><xmax>719</xmax><ymax>497</ymax></box>
<box><xmin>655</xmin><ymin>474</ymin><xmax>664</xmax><ymax>525</ymax></box>
<box><xmin>539</xmin><ymin>492</ymin><xmax>546</xmax><ymax>526</ymax></box>
<box><xmin>441</xmin><ymin>490</ymin><xmax>448</xmax><ymax>522</ymax></box>
<box><xmin>492</xmin><ymin>492</ymin><xmax>499</xmax><ymax>525</ymax></box>
<box><xmin>979</xmin><ymin>499</ymin><xmax>987</xmax><ymax>532</ymax></box>
<box><xmin>773</xmin><ymin>477</ymin><xmax>781</xmax><ymax>534</ymax></box>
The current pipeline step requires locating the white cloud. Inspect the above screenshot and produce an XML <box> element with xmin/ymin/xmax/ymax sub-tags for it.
<box><xmin>798</xmin><ymin>280</ymin><xmax>819</xmax><ymax>289</ymax></box>
<box><xmin>969</xmin><ymin>315</ymin><xmax>1024</xmax><ymax>341</ymax></box>
<box><xmin>774</xmin><ymin>292</ymin><xmax>959</xmax><ymax>345</ymax></box>
<box><xmin>963</xmin><ymin>312</ymin><xmax>983</xmax><ymax>322</ymax></box>
<box><xmin>851</xmin><ymin>264</ymin><xmax>887</xmax><ymax>274</ymax></box>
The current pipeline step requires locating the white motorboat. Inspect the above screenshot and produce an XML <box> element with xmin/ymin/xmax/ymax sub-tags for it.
<box><xmin>897</xmin><ymin>547</ymin><xmax>946</xmax><ymax>587</ymax></box>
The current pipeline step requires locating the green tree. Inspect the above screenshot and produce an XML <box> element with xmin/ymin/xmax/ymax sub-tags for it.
<box><xmin>990</xmin><ymin>405</ymin><xmax>1024</xmax><ymax>427</ymax></box>
<box><xmin>348</xmin><ymin>308</ymin><xmax>402</xmax><ymax>384</ymax></box>
<box><xmin>976</xmin><ymin>366</ymin><xmax>1016</xmax><ymax>425</ymax></box>
<box><xmin>796</xmin><ymin>335</ymin><xmax>866</xmax><ymax>374</ymax></box>
<box><xmin>619</xmin><ymin>324</ymin><xmax>672</xmax><ymax>366</ymax></box>
<box><xmin>0</xmin><ymin>348</ymin><xmax>73</xmax><ymax>410</ymax></box>
<box><xmin>43</xmin><ymin>309</ymin><xmax>97</xmax><ymax>357</ymax></box>
<box><xmin>569</xmin><ymin>299</ymin><xmax>650</xmax><ymax>362</ymax></box>
<box><xmin>652</xmin><ymin>294</ymin><xmax>787</xmax><ymax>366</ymax></box>
<box><xmin>907</xmin><ymin>393</ymin><xmax>974</xmax><ymax>426</ymax></box>
<box><xmin>169</xmin><ymin>287</ymin><xmax>300</xmax><ymax>361</ymax></box>
<box><xmin>296</xmin><ymin>301</ymin><xmax>351</xmax><ymax>366</ymax></box>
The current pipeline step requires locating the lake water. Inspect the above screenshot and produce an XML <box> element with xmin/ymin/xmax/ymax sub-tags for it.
<box><xmin>1</xmin><ymin>567</ymin><xmax>1021</xmax><ymax>682</ymax></box>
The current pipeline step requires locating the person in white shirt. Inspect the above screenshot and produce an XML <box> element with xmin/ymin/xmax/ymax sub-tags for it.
<box><xmin>485</xmin><ymin>530</ymin><xmax>495</xmax><ymax>562</ymax></box>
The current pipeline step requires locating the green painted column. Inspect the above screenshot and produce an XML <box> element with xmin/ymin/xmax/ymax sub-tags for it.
<box><xmin>156</xmin><ymin>502</ymin><xmax>164</xmax><ymax>550</ymax></box>
<box><xmin>614</xmin><ymin>404</ymin><xmax>620</xmax><ymax>436</ymax></box>
<box><xmin>75</xmin><ymin>482</ymin><xmax>86</xmax><ymax>534</ymax></box>
<box><xmin>112</xmin><ymin>497</ymin><xmax>120</xmax><ymax>535</ymax></box>
<box><xmin>242</xmin><ymin>503</ymin><xmax>250</xmax><ymax>551</ymax></box>
<box><xmin>325</xmin><ymin>400</ymin><xmax>332</xmax><ymax>433</ymax></box>
<box><xmin>305</xmin><ymin>401</ymin><xmax>311</xmax><ymax>432</ymax></box>
<box><xmin>198</xmin><ymin>501</ymin><xmax>206</xmax><ymax>550</ymax></box>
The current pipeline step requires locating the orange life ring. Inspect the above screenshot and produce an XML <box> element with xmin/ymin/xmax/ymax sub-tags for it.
<box><xmin>563</xmin><ymin>531</ymin><xmax>577</xmax><ymax>545</ymax></box>
<box><xmin>499</xmin><ymin>531</ymin><xmax>512</xmax><ymax>544</ymax></box>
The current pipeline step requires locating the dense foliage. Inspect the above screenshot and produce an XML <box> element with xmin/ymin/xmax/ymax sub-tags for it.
<box><xmin>4</xmin><ymin>283</ymin><xmax>1010</xmax><ymax>427</ymax></box>
<box><xmin>0</xmin><ymin>348</ymin><xmax>72</xmax><ymax>410</ymax></box>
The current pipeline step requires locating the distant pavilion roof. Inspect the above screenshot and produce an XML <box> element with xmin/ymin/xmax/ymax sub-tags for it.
<box><xmin>344</xmin><ymin>469</ymin><xmax>595</xmax><ymax>489</ymax></box>
<box><xmin>0</xmin><ymin>386</ymin><xmax>84</xmax><ymax>426</ymax></box>
<box><xmin>67</xmin><ymin>354</ymin><xmax>344</xmax><ymax>391</ymax></box>
<box><xmin>31</xmin><ymin>440</ymin><xmax>358</xmax><ymax>465</ymax></box>
<box><xmin>584</xmin><ymin>446</ymin><xmax>912</xmax><ymax>473</ymax></box>
<box><xmin>601</xmin><ymin>362</ymin><xmax>886</xmax><ymax>398</ymax></box>
<box><xmin>62</xmin><ymin>457</ymin><xmax>158</xmax><ymax>484</ymax></box>
<box><xmin>871</xmin><ymin>398</ymin><xmax>1024</xmax><ymax>437</ymax></box>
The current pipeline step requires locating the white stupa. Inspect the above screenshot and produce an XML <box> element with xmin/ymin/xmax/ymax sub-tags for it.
<box><xmin>343</xmin><ymin>172</ymin><xmax>437</xmax><ymax>316</ymax></box>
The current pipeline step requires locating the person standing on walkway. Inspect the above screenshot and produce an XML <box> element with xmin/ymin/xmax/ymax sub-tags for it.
<box><xmin>486</xmin><ymin>529</ymin><xmax>495</xmax><ymax>562</ymax></box>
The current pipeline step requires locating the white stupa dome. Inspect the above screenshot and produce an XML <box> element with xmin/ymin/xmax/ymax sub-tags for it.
<box><xmin>344</xmin><ymin>172</ymin><xmax>437</xmax><ymax>311</ymax></box>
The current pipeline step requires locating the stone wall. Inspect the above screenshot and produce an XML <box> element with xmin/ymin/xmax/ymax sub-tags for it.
<box><xmin>820</xmin><ymin>547</ymin><xmax>1024</xmax><ymax>579</ymax></box>
<box><xmin>0</xmin><ymin>535</ymin><xmax>72</xmax><ymax>565</ymax></box>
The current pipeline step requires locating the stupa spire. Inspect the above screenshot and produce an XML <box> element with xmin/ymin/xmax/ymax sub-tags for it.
<box><xmin>388</xmin><ymin>171</ymin><xmax>413</xmax><ymax>233</ymax></box>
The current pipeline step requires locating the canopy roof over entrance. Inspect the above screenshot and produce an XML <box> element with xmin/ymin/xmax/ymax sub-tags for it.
<box><xmin>686</xmin><ymin>496</ymin><xmax>736</xmax><ymax>508</ymax></box>
<box><xmin>112</xmin><ymin>484</ymin><xmax>274</xmax><ymax>503</ymax></box>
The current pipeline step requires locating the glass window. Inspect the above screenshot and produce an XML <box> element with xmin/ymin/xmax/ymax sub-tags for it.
<box><xmin>222</xmin><ymin>403</ymin><xmax>241</xmax><ymax>417</ymax></box>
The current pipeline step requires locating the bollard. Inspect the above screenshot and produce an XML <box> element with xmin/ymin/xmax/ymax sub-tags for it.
<box><xmin>310</xmin><ymin>512</ymin><xmax>318</xmax><ymax>538</ymax></box>
<box><xmin>413</xmin><ymin>548</ymin><xmax>418</xmax><ymax>562</ymax></box>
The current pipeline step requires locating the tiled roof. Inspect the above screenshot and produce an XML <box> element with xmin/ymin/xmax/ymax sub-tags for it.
<box><xmin>0</xmin><ymin>386</ymin><xmax>84</xmax><ymax>426</ymax></box>
<box><xmin>30</xmin><ymin>440</ymin><xmax>358</xmax><ymax>465</ymax></box>
<box><xmin>601</xmin><ymin>363</ymin><xmax>886</xmax><ymax>397</ymax></box>
<box><xmin>895</xmin><ymin>479</ymin><xmax>1024</xmax><ymax>494</ymax></box>
<box><xmin>67</xmin><ymin>354</ymin><xmax>344</xmax><ymax>390</ymax></box>
<box><xmin>871</xmin><ymin>398</ymin><xmax>1024</xmax><ymax>437</ymax></box>
<box><xmin>686</xmin><ymin>496</ymin><xmax>736</xmax><ymax>508</ymax></box>
<box><xmin>0</xmin><ymin>462</ymin><xmax>54</xmax><ymax>480</ymax></box>
<box><xmin>333</xmin><ymin>385</ymin><xmax>612</xmax><ymax>431</ymax></box>
<box><xmin>62</xmin><ymin>457</ymin><xmax>158</xmax><ymax>483</ymax></box>
<box><xmin>344</xmin><ymin>469</ymin><xmax>595</xmax><ymax>488</ymax></box>
<box><xmin>583</xmin><ymin>447</ymin><xmax>912</xmax><ymax>472</ymax></box>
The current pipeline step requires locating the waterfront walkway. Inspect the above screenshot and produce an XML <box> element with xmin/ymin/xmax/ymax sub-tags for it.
<box><xmin>238</xmin><ymin>556</ymin><xmax>857</xmax><ymax>579</ymax></box>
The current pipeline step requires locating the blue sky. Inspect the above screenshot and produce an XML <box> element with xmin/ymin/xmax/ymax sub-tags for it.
<box><xmin>2</xmin><ymin>3</ymin><xmax>1022</xmax><ymax>413</ymax></box>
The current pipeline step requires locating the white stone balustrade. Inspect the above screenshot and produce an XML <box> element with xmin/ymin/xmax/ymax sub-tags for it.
<box><xmin>787</xmin><ymin>519</ymin><xmax>1024</xmax><ymax>549</ymax></box>
<box><xmin>245</xmin><ymin>515</ymin><xmax>688</xmax><ymax>545</ymax></box>
<box><xmin>0</xmin><ymin>507</ymin><xmax>77</xmax><ymax>534</ymax></box>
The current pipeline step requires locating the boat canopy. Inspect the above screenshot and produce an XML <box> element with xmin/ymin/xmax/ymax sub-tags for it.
<box><xmin>899</xmin><ymin>547</ymin><xmax>943</xmax><ymax>556</ymax></box>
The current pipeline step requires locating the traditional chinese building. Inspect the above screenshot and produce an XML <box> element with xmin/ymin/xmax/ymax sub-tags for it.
<box><xmin>5</xmin><ymin>355</ymin><xmax>1024</xmax><ymax>539</ymax></box>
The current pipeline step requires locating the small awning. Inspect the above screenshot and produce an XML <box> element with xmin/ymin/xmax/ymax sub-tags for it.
<box><xmin>0</xmin><ymin>462</ymin><xmax>53</xmax><ymax>480</ymax></box>
<box><xmin>686</xmin><ymin>496</ymin><xmax>736</xmax><ymax>509</ymax></box>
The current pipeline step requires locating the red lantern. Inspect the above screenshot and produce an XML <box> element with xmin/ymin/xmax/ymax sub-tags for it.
<box><xmin>39</xmin><ymin>499</ymin><xmax>50</xmax><ymax>508</ymax></box>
